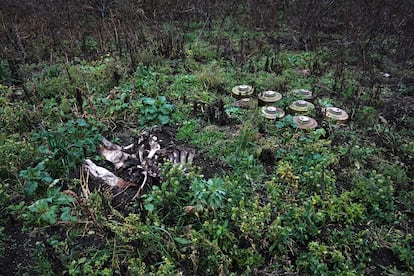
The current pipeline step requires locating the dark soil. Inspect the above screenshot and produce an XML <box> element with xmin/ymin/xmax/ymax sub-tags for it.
<box><xmin>368</xmin><ymin>247</ymin><xmax>402</xmax><ymax>275</ymax></box>
<box><xmin>0</xmin><ymin>218</ymin><xmax>38</xmax><ymax>275</ymax></box>
<box><xmin>379</xmin><ymin>96</ymin><xmax>414</xmax><ymax>128</ymax></box>
<box><xmin>193</xmin><ymin>155</ymin><xmax>232</xmax><ymax>179</ymax></box>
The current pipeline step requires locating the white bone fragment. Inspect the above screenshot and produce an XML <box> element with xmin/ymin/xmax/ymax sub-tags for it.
<box><xmin>187</xmin><ymin>150</ymin><xmax>195</xmax><ymax>164</ymax></box>
<box><xmin>132</xmin><ymin>171</ymin><xmax>148</xmax><ymax>200</ymax></box>
<box><xmin>173</xmin><ymin>150</ymin><xmax>180</xmax><ymax>164</ymax></box>
<box><xmin>83</xmin><ymin>159</ymin><xmax>134</xmax><ymax>189</ymax></box>
<box><xmin>83</xmin><ymin>159</ymin><xmax>119</xmax><ymax>187</ymax></box>
<box><xmin>123</xmin><ymin>143</ymin><xmax>134</xmax><ymax>150</ymax></box>
<box><xmin>180</xmin><ymin>149</ymin><xmax>188</xmax><ymax>165</ymax></box>
<box><xmin>147</xmin><ymin>135</ymin><xmax>160</xmax><ymax>159</ymax></box>
<box><xmin>138</xmin><ymin>144</ymin><xmax>145</xmax><ymax>163</ymax></box>
<box><xmin>102</xmin><ymin>137</ymin><xmax>122</xmax><ymax>150</ymax></box>
<box><xmin>99</xmin><ymin>146</ymin><xmax>132</xmax><ymax>170</ymax></box>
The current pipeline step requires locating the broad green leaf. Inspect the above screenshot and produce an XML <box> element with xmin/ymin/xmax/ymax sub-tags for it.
<box><xmin>142</xmin><ymin>97</ymin><xmax>156</xmax><ymax>105</ymax></box>
<box><xmin>174</xmin><ymin>237</ymin><xmax>192</xmax><ymax>245</ymax></box>
<box><xmin>60</xmin><ymin>206</ymin><xmax>75</xmax><ymax>221</ymax></box>
<box><xmin>55</xmin><ymin>194</ymin><xmax>74</xmax><ymax>205</ymax></box>
<box><xmin>29</xmin><ymin>199</ymin><xmax>48</xmax><ymax>212</ymax></box>
<box><xmin>158</xmin><ymin>115</ymin><xmax>170</xmax><ymax>125</ymax></box>
<box><xmin>43</xmin><ymin>175</ymin><xmax>53</xmax><ymax>183</ymax></box>
<box><xmin>144</xmin><ymin>203</ymin><xmax>155</xmax><ymax>212</ymax></box>
<box><xmin>78</xmin><ymin>257</ymin><xmax>87</xmax><ymax>264</ymax></box>
<box><xmin>159</xmin><ymin>104</ymin><xmax>174</xmax><ymax>114</ymax></box>
<box><xmin>41</xmin><ymin>205</ymin><xmax>59</xmax><ymax>224</ymax></box>
<box><xmin>24</xmin><ymin>181</ymin><xmax>38</xmax><ymax>196</ymax></box>
<box><xmin>35</xmin><ymin>161</ymin><xmax>45</xmax><ymax>171</ymax></box>
<box><xmin>76</xmin><ymin>118</ymin><xmax>88</xmax><ymax>127</ymax></box>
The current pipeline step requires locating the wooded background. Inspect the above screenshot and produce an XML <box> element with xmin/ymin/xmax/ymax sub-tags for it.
<box><xmin>1</xmin><ymin>1</ymin><xmax>413</xmax><ymax>68</ymax></box>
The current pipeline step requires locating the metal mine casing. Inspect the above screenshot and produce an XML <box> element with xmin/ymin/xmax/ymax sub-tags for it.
<box><xmin>293</xmin><ymin>115</ymin><xmax>318</xmax><ymax>129</ymax></box>
<box><xmin>261</xmin><ymin>106</ymin><xmax>285</xmax><ymax>120</ymax></box>
<box><xmin>232</xmin><ymin>85</ymin><xmax>254</xmax><ymax>98</ymax></box>
<box><xmin>291</xmin><ymin>89</ymin><xmax>314</xmax><ymax>100</ymax></box>
<box><xmin>324</xmin><ymin>107</ymin><xmax>349</xmax><ymax>123</ymax></box>
<box><xmin>288</xmin><ymin>100</ymin><xmax>315</xmax><ymax>114</ymax></box>
<box><xmin>234</xmin><ymin>98</ymin><xmax>253</xmax><ymax>109</ymax></box>
<box><xmin>258</xmin><ymin>90</ymin><xmax>282</xmax><ymax>106</ymax></box>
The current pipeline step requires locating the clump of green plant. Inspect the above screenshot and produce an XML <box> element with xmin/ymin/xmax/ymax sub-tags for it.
<box><xmin>196</xmin><ymin>61</ymin><xmax>225</xmax><ymax>89</ymax></box>
<box><xmin>231</xmin><ymin>195</ymin><xmax>271</xmax><ymax>239</ymax></box>
<box><xmin>257</xmin><ymin>73</ymin><xmax>287</xmax><ymax>92</ymax></box>
<box><xmin>108</xmin><ymin>212</ymin><xmax>180</xmax><ymax>273</ymax></box>
<box><xmin>187</xmin><ymin>40</ymin><xmax>218</xmax><ymax>62</ymax></box>
<box><xmin>0</xmin><ymin>99</ymin><xmax>39</xmax><ymax>133</ymax></box>
<box><xmin>190</xmin><ymin>177</ymin><xmax>227</xmax><ymax>210</ymax></box>
<box><xmin>143</xmin><ymin>162</ymin><xmax>201</xmax><ymax>221</ymax></box>
<box><xmin>32</xmin><ymin>242</ymin><xmax>55</xmax><ymax>274</ymax></box>
<box><xmin>33</xmin><ymin>118</ymin><xmax>103</xmax><ymax>177</ymax></box>
<box><xmin>136</xmin><ymin>49</ymin><xmax>163</xmax><ymax>66</ymax></box>
<box><xmin>0</xmin><ymin>60</ymin><xmax>12</xmax><ymax>85</ymax></box>
<box><xmin>296</xmin><ymin>241</ymin><xmax>357</xmax><ymax>274</ymax></box>
<box><xmin>167</xmin><ymin>73</ymin><xmax>214</xmax><ymax>102</ymax></box>
<box><xmin>353</xmin><ymin>171</ymin><xmax>395</xmax><ymax>222</ymax></box>
<box><xmin>176</xmin><ymin>120</ymin><xmax>225</xmax><ymax>149</ymax></box>
<box><xmin>19</xmin><ymin>161</ymin><xmax>53</xmax><ymax>196</ymax></box>
<box><xmin>0</xmin><ymin>133</ymin><xmax>37</xmax><ymax>178</ymax></box>
<box><xmin>0</xmin><ymin>226</ymin><xmax>6</xmax><ymax>257</ymax></box>
<box><xmin>26</xmin><ymin>185</ymin><xmax>76</xmax><ymax>225</ymax></box>
<box><xmin>67</xmin><ymin>246</ymin><xmax>116</xmax><ymax>275</ymax></box>
<box><xmin>134</xmin><ymin>65</ymin><xmax>166</xmax><ymax>97</ymax></box>
<box><xmin>393</xmin><ymin>233</ymin><xmax>414</xmax><ymax>271</ymax></box>
<box><xmin>137</xmin><ymin>96</ymin><xmax>174</xmax><ymax>126</ymax></box>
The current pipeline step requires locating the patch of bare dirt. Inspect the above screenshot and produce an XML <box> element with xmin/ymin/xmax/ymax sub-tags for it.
<box><xmin>368</xmin><ymin>247</ymin><xmax>402</xmax><ymax>275</ymax></box>
<box><xmin>0</xmin><ymin>219</ymin><xmax>38</xmax><ymax>275</ymax></box>
<box><xmin>379</xmin><ymin>96</ymin><xmax>414</xmax><ymax>128</ymax></box>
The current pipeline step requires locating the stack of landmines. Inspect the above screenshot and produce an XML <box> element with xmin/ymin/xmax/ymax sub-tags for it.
<box><xmin>83</xmin><ymin>128</ymin><xmax>196</xmax><ymax>199</ymax></box>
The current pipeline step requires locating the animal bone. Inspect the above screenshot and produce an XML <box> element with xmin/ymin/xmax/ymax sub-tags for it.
<box><xmin>83</xmin><ymin>159</ymin><xmax>135</xmax><ymax>189</ymax></box>
<box><xmin>84</xmin><ymin>128</ymin><xmax>197</xmax><ymax>201</ymax></box>
<box><xmin>137</xmin><ymin>129</ymin><xmax>149</xmax><ymax>144</ymax></box>
<box><xmin>123</xmin><ymin>143</ymin><xmax>134</xmax><ymax>150</ymax></box>
<box><xmin>180</xmin><ymin>149</ymin><xmax>188</xmax><ymax>165</ymax></box>
<box><xmin>147</xmin><ymin>135</ymin><xmax>160</xmax><ymax>159</ymax></box>
<box><xmin>102</xmin><ymin>137</ymin><xmax>122</xmax><ymax>150</ymax></box>
<box><xmin>132</xmin><ymin>170</ymin><xmax>148</xmax><ymax>200</ymax></box>
<box><xmin>173</xmin><ymin>149</ymin><xmax>180</xmax><ymax>164</ymax></box>
<box><xmin>99</xmin><ymin>146</ymin><xmax>133</xmax><ymax>170</ymax></box>
<box><xmin>100</xmin><ymin>138</ymin><xmax>135</xmax><ymax>169</ymax></box>
<box><xmin>187</xmin><ymin>150</ymin><xmax>195</xmax><ymax>164</ymax></box>
<box><xmin>138</xmin><ymin>144</ymin><xmax>145</xmax><ymax>163</ymax></box>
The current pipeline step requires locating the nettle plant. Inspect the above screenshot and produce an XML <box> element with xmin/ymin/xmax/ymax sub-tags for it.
<box><xmin>137</xmin><ymin>96</ymin><xmax>174</xmax><ymax>126</ymax></box>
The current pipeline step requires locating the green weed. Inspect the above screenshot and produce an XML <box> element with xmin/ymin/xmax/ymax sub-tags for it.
<box><xmin>137</xmin><ymin>96</ymin><xmax>174</xmax><ymax>126</ymax></box>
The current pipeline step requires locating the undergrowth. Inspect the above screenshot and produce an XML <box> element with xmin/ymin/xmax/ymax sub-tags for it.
<box><xmin>0</xmin><ymin>13</ymin><xmax>413</xmax><ymax>276</ymax></box>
